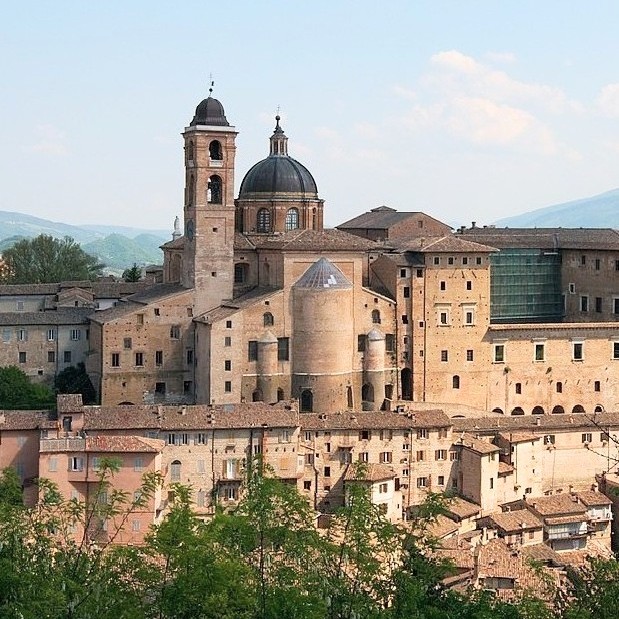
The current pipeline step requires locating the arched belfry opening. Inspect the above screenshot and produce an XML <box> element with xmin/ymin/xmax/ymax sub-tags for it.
<box><xmin>207</xmin><ymin>175</ymin><xmax>222</xmax><ymax>204</ymax></box>
<box><xmin>209</xmin><ymin>140</ymin><xmax>222</xmax><ymax>160</ymax></box>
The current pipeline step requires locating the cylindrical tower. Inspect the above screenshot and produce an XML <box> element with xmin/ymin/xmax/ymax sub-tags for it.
<box><xmin>257</xmin><ymin>330</ymin><xmax>279</xmax><ymax>404</ymax></box>
<box><xmin>362</xmin><ymin>328</ymin><xmax>386</xmax><ymax>410</ymax></box>
<box><xmin>292</xmin><ymin>258</ymin><xmax>354</xmax><ymax>413</ymax></box>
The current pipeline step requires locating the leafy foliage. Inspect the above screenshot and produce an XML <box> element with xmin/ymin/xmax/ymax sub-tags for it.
<box><xmin>122</xmin><ymin>263</ymin><xmax>143</xmax><ymax>282</ymax></box>
<box><xmin>0</xmin><ymin>365</ymin><xmax>55</xmax><ymax>409</ymax></box>
<box><xmin>1</xmin><ymin>234</ymin><xmax>104</xmax><ymax>283</ymax></box>
<box><xmin>54</xmin><ymin>362</ymin><xmax>97</xmax><ymax>404</ymax></box>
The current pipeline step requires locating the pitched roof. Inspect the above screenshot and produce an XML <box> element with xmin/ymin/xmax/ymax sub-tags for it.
<box><xmin>459</xmin><ymin>227</ymin><xmax>619</xmax><ymax>251</ymax></box>
<box><xmin>343</xmin><ymin>463</ymin><xmax>395</xmax><ymax>482</ymax></box>
<box><xmin>445</xmin><ymin>497</ymin><xmax>481</xmax><ymax>519</ymax></box>
<box><xmin>497</xmin><ymin>431</ymin><xmax>540</xmax><ymax>444</ymax></box>
<box><xmin>526</xmin><ymin>494</ymin><xmax>587</xmax><ymax>517</ymax></box>
<box><xmin>337</xmin><ymin>208</ymin><xmax>425</xmax><ymax>230</ymax></box>
<box><xmin>300</xmin><ymin>409</ymin><xmax>451</xmax><ymax>431</ymax></box>
<box><xmin>0</xmin><ymin>410</ymin><xmax>54</xmax><ymax>430</ymax></box>
<box><xmin>458</xmin><ymin>433</ymin><xmax>500</xmax><ymax>455</ymax></box>
<box><xmin>575</xmin><ymin>491</ymin><xmax>612</xmax><ymax>507</ymax></box>
<box><xmin>293</xmin><ymin>257</ymin><xmax>352</xmax><ymax>289</ymax></box>
<box><xmin>85</xmin><ymin>435</ymin><xmax>165</xmax><ymax>453</ymax></box>
<box><xmin>195</xmin><ymin>288</ymin><xmax>282</xmax><ymax>324</ymax></box>
<box><xmin>247</xmin><ymin>228</ymin><xmax>378</xmax><ymax>251</ymax></box>
<box><xmin>392</xmin><ymin>235</ymin><xmax>497</xmax><ymax>254</ymax></box>
<box><xmin>0</xmin><ymin>281</ymin><xmax>149</xmax><ymax>298</ymax></box>
<box><xmin>0</xmin><ymin>308</ymin><xmax>93</xmax><ymax>325</ymax></box>
<box><xmin>485</xmin><ymin>509</ymin><xmax>542</xmax><ymax>533</ymax></box>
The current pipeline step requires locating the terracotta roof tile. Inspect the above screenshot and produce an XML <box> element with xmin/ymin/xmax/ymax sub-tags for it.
<box><xmin>458</xmin><ymin>433</ymin><xmax>500</xmax><ymax>454</ymax></box>
<box><xmin>343</xmin><ymin>463</ymin><xmax>395</xmax><ymax>482</ymax></box>
<box><xmin>301</xmin><ymin>409</ymin><xmax>451</xmax><ymax>431</ymax></box>
<box><xmin>576</xmin><ymin>491</ymin><xmax>612</xmax><ymax>506</ymax></box>
<box><xmin>85</xmin><ymin>435</ymin><xmax>165</xmax><ymax>453</ymax></box>
<box><xmin>485</xmin><ymin>509</ymin><xmax>542</xmax><ymax>533</ymax></box>
<box><xmin>247</xmin><ymin>229</ymin><xmax>378</xmax><ymax>251</ymax></box>
<box><xmin>526</xmin><ymin>494</ymin><xmax>587</xmax><ymax>517</ymax></box>
<box><xmin>445</xmin><ymin>497</ymin><xmax>481</xmax><ymax>519</ymax></box>
<box><xmin>0</xmin><ymin>308</ymin><xmax>92</xmax><ymax>325</ymax></box>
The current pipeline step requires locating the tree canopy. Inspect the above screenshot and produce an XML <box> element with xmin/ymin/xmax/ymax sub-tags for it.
<box><xmin>1</xmin><ymin>234</ymin><xmax>104</xmax><ymax>283</ymax></box>
<box><xmin>54</xmin><ymin>362</ymin><xmax>97</xmax><ymax>404</ymax></box>
<box><xmin>0</xmin><ymin>366</ymin><xmax>55</xmax><ymax>409</ymax></box>
<box><xmin>122</xmin><ymin>263</ymin><xmax>143</xmax><ymax>282</ymax></box>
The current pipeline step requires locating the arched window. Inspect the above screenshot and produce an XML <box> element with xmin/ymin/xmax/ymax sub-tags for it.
<box><xmin>300</xmin><ymin>389</ymin><xmax>313</xmax><ymax>412</ymax></box>
<box><xmin>186</xmin><ymin>140</ymin><xmax>194</xmax><ymax>163</ymax></box>
<box><xmin>362</xmin><ymin>383</ymin><xmax>374</xmax><ymax>402</ymax></box>
<box><xmin>257</xmin><ymin>208</ymin><xmax>271</xmax><ymax>233</ymax></box>
<box><xmin>169</xmin><ymin>254</ymin><xmax>181</xmax><ymax>283</ymax></box>
<box><xmin>347</xmin><ymin>386</ymin><xmax>353</xmax><ymax>408</ymax></box>
<box><xmin>552</xmin><ymin>405</ymin><xmax>565</xmax><ymax>414</ymax></box>
<box><xmin>252</xmin><ymin>389</ymin><xmax>263</xmax><ymax>402</ymax></box>
<box><xmin>187</xmin><ymin>174</ymin><xmax>195</xmax><ymax>206</ymax></box>
<box><xmin>594</xmin><ymin>404</ymin><xmax>604</xmax><ymax>413</ymax></box>
<box><xmin>452</xmin><ymin>375</ymin><xmax>460</xmax><ymax>389</ymax></box>
<box><xmin>170</xmin><ymin>460</ymin><xmax>182</xmax><ymax>482</ymax></box>
<box><xmin>207</xmin><ymin>175</ymin><xmax>222</xmax><ymax>204</ymax></box>
<box><xmin>263</xmin><ymin>312</ymin><xmax>274</xmax><ymax>327</ymax></box>
<box><xmin>209</xmin><ymin>140</ymin><xmax>222</xmax><ymax>160</ymax></box>
<box><xmin>492</xmin><ymin>407</ymin><xmax>504</xmax><ymax>415</ymax></box>
<box><xmin>511</xmin><ymin>407</ymin><xmax>524</xmax><ymax>416</ymax></box>
<box><xmin>572</xmin><ymin>404</ymin><xmax>585</xmax><ymax>414</ymax></box>
<box><xmin>371</xmin><ymin>309</ymin><xmax>381</xmax><ymax>324</ymax></box>
<box><xmin>285</xmin><ymin>208</ymin><xmax>299</xmax><ymax>231</ymax></box>
<box><xmin>532</xmin><ymin>406</ymin><xmax>545</xmax><ymax>415</ymax></box>
<box><xmin>277</xmin><ymin>388</ymin><xmax>284</xmax><ymax>402</ymax></box>
<box><xmin>401</xmin><ymin>368</ymin><xmax>412</xmax><ymax>400</ymax></box>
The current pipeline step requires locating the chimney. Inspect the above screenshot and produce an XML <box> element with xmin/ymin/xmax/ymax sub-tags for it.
<box><xmin>471</xmin><ymin>221</ymin><xmax>477</xmax><ymax>229</ymax></box>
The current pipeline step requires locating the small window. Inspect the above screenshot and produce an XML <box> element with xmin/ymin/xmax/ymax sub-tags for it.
<box><xmin>464</xmin><ymin>310</ymin><xmax>474</xmax><ymax>325</ymax></box>
<box><xmin>452</xmin><ymin>375</ymin><xmax>460</xmax><ymax>389</ymax></box>
<box><xmin>435</xmin><ymin>449</ymin><xmax>447</xmax><ymax>461</ymax></box>
<box><xmin>417</xmin><ymin>429</ymin><xmax>428</xmax><ymax>439</ymax></box>
<box><xmin>438</xmin><ymin>475</ymin><xmax>445</xmax><ymax>486</ymax></box>
<box><xmin>285</xmin><ymin>208</ymin><xmax>299</xmax><ymax>231</ymax></box>
<box><xmin>402</xmin><ymin>314</ymin><xmax>409</xmax><ymax>324</ymax></box>
<box><xmin>573</xmin><ymin>342</ymin><xmax>584</xmax><ymax>361</ymax></box>
<box><xmin>448</xmin><ymin>257</ymin><xmax>454</xmax><ymax>265</ymax></box>
<box><xmin>70</xmin><ymin>329</ymin><xmax>81</xmax><ymax>341</ymax></box>
<box><xmin>186</xmin><ymin>349</ymin><xmax>194</xmax><ymax>365</ymax></box>
<box><xmin>47</xmin><ymin>329</ymin><xmax>55</xmax><ymax>341</ymax></box>
<box><xmin>63</xmin><ymin>351</ymin><xmax>71</xmax><ymax>363</ymax></box>
<box><xmin>580</xmin><ymin>296</ymin><xmax>589</xmax><ymax>312</ymax></box>
<box><xmin>515</xmin><ymin>382</ymin><xmax>522</xmax><ymax>394</ymax></box>
<box><xmin>594</xmin><ymin>380</ymin><xmax>601</xmax><ymax>392</ymax></box>
<box><xmin>556</xmin><ymin>381</ymin><xmax>563</xmax><ymax>393</ymax></box>
<box><xmin>439</xmin><ymin>311</ymin><xmax>448</xmax><ymax>325</ymax></box>
<box><xmin>595</xmin><ymin>297</ymin><xmax>603</xmax><ymax>313</ymax></box>
<box><xmin>379</xmin><ymin>452</ymin><xmax>392</xmax><ymax>464</ymax></box>
<box><xmin>433</xmin><ymin>257</ymin><xmax>440</xmax><ymax>266</ymax></box>
<box><xmin>263</xmin><ymin>312</ymin><xmax>274</xmax><ymax>327</ymax></box>
<box><xmin>17</xmin><ymin>329</ymin><xmax>27</xmax><ymax>342</ymax></box>
<box><xmin>16</xmin><ymin>301</ymin><xmax>24</xmax><ymax>311</ymax></box>
<box><xmin>462</xmin><ymin>257</ymin><xmax>469</xmax><ymax>265</ymax></box>
<box><xmin>357</xmin><ymin>334</ymin><xmax>366</xmax><ymax>352</ymax></box>
<box><xmin>70</xmin><ymin>456</ymin><xmax>84</xmax><ymax>472</ymax></box>
<box><xmin>582</xmin><ymin>433</ymin><xmax>592</xmax><ymax>444</ymax></box>
<box><xmin>614</xmin><ymin>342</ymin><xmax>619</xmax><ymax>360</ymax></box>
<box><xmin>277</xmin><ymin>337</ymin><xmax>289</xmax><ymax>361</ymax></box>
<box><xmin>134</xmin><ymin>457</ymin><xmax>144</xmax><ymax>472</ymax></box>
<box><xmin>226</xmin><ymin>320</ymin><xmax>232</xmax><ymax>329</ymax></box>
<box><xmin>154</xmin><ymin>308</ymin><xmax>160</xmax><ymax>316</ymax></box>
<box><xmin>595</xmin><ymin>258</ymin><xmax>601</xmax><ymax>270</ymax></box>
<box><xmin>581</xmin><ymin>255</ymin><xmax>586</xmax><ymax>266</ymax></box>
<box><xmin>494</xmin><ymin>344</ymin><xmax>505</xmax><ymax>363</ymax></box>
<box><xmin>416</xmin><ymin>269</ymin><xmax>423</xmax><ymax>278</ymax></box>
<box><xmin>441</xmin><ymin>350</ymin><xmax>448</xmax><ymax>362</ymax></box>
<box><xmin>359</xmin><ymin>430</ymin><xmax>370</xmax><ymax>440</ymax></box>
<box><xmin>385</xmin><ymin>334</ymin><xmax>395</xmax><ymax>352</ymax></box>
<box><xmin>170</xmin><ymin>325</ymin><xmax>180</xmax><ymax>339</ymax></box>
<box><xmin>466</xmin><ymin>349</ymin><xmax>474</xmax><ymax>361</ymax></box>
<box><xmin>155</xmin><ymin>350</ymin><xmax>163</xmax><ymax>366</ymax></box>
<box><xmin>303</xmin><ymin>481</ymin><xmax>311</xmax><ymax>491</ymax></box>
<box><xmin>416</xmin><ymin>450</ymin><xmax>425</xmax><ymax>461</ymax></box>
<box><xmin>403</xmin><ymin>286</ymin><xmax>410</xmax><ymax>298</ymax></box>
<box><xmin>224</xmin><ymin>359</ymin><xmax>231</xmax><ymax>371</ymax></box>
<box><xmin>417</xmin><ymin>477</ymin><xmax>428</xmax><ymax>488</ymax></box>
<box><xmin>111</xmin><ymin>353</ymin><xmax>120</xmax><ymax>367</ymax></box>
<box><xmin>135</xmin><ymin>352</ymin><xmax>144</xmax><ymax>367</ymax></box>
<box><xmin>124</xmin><ymin>337</ymin><xmax>132</xmax><ymax>349</ymax></box>
<box><xmin>440</xmin><ymin>281</ymin><xmax>446</xmax><ymax>291</ymax></box>
<box><xmin>400</xmin><ymin>268</ymin><xmax>407</xmax><ymax>278</ymax></box>
<box><xmin>224</xmin><ymin>381</ymin><xmax>232</xmax><ymax>393</ymax></box>
<box><xmin>224</xmin><ymin>336</ymin><xmax>232</xmax><ymax>347</ymax></box>
<box><xmin>466</xmin><ymin>281</ymin><xmax>472</xmax><ymax>290</ymax></box>
<box><xmin>476</xmin><ymin>256</ymin><xmax>482</xmax><ymax>265</ymax></box>
<box><xmin>18</xmin><ymin>351</ymin><xmax>26</xmax><ymax>364</ymax></box>
<box><xmin>47</xmin><ymin>350</ymin><xmax>55</xmax><ymax>363</ymax></box>
<box><xmin>248</xmin><ymin>340</ymin><xmax>258</xmax><ymax>361</ymax></box>
<box><xmin>372</xmin><ymin>309</ymin><xmax>381</xmax><ymax>324</ymax></box>
<box><xmin>358</xmin><ymin>452</ymin><xmax>369</xmax><ymax>463</ymax></box>
<box><xmin>535</xmin><ymin>343</ymin><xmax>545</xmax><ymax>361</ymax></box>
<box><xmin>136</xmin><ymin>314</ymin><xmax>144</xmax><ymax>326</ymax></box>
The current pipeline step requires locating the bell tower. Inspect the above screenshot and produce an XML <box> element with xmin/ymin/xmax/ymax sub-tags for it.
<box><xmin>182</xmin><ymin>89</ymin><xmax>237</xmax><ymax>315</ymax></box>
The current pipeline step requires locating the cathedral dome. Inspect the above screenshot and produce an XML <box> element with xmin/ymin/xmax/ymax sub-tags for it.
<box><xmin>190</xmin><ymin>96</ymin><xmax>230</xmax><ymax>127</ymax></box>
<box><xmin>238</xmin><ymin>116</ymin><xmax>318</xmax><ymax>198</ymax></box>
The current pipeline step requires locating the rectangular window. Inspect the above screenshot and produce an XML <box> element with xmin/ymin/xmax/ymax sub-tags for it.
<box><xmin>379</xmin><ymin>452</ymin><xmax>392</xmax><ymax>463</ymax></box>
<box><xmin>535</xmin><ymin>343</ymin><xmax>545</xmax><ymax>361</ymax></box>
<box><xmin>277</xmin><ymin>337</ymin><xmax>289</xmax><ymax>361</ymax></box>
<box><xmin>69</xmin><ymin>456</ymin><xmax>84</xmax><ymax>472</ymax></box>
<box><xmin>224</xmin><ymin>359</ymin><xmax>231</xmax><ymax>371</ymax></box>
<box><xmin>134</xmin><ymin>457</ymin><xmax>144</xmax><ymax>472</ymax></box>
<box><xmin>186</xmin><ymin>349</ymin><xmax>194</xmax><ymax>365</ymax></box>
<box><xmin>438</xmin><ymin>475</ymin><xmax>445</xmax><ymax>486</ymax></box>
<box><xmin>248</xmin><ymin>340</ymin><xmax>258</xmax><ymax>361</ymax></box>
<box><xmin>385</xmin><ymin>334</ymin><xmax>395</xmax><ymax>352</ymax></box>
<box><xmin>402</xmin><ymin>315</ymin><xmax>409</xmax><ymax>324</ymax></box>
<box><xmin>596</xmin><ymin>297</ymin><xmax>603</xmax><ymax>313</ymax></box>
<box><xmin>544</xmin><ymin>435</ymin><xmax>555</xmax><ymax>445</ymax></box>
<box><xmin>70</xmin><ymin>329</ymin><xmax>81</xmax><ymax>341</ymax></box>
<box><xmin>440</xmin><ymin>281</ymin><xmax>446</xmax><ymax>291</ymax></box>
<box><xmin>466</xmin><ymin>349</ymin><xmax>474</xmax><ymax>361</ymax></box>
<box><xmin>170</xmin><ymin>325</ymin><xmax>180</xmax><ymax>339</ymax></box>
<box><xmin>417</xmin><ymin>477</ymin><xmax>428</xmax><ymax>488</ymax></box>
<box><xmin>18</xmin><ymin>351</ymin><xmax>26</xmax><ymax>364</ymax></box>
<box><xmin>573</xmin><ymin>342</ymin><xmax>583</xmax><ymax>361</ymax></box>
<box><xmin>225</xmin><ymin>320</ymin><xmax>232</xmax><ymax>329</ymax></box>
<box><xmin>379</xmin><ymin>482</ymin><xmax>388</xmax><ymax>493</ymax></box>
<box><xmin>494</xmin><ymin>344</ymin><xmax>505</xmax><ymax>363</ymax></box>
<box><xmin>357</xmin><ymin>335</ymin><xmax>366</xmax><ymax>352</ymax></box>
<box><xmin>403</xmin><ymin>286</ymin><xmax>410</xmax><ymax>298</ymax></box>
<box><xmin>2</xmin><ymin>328</ymin><xmax>11</xmax><ymax>343</ymax></box>
<box><xmin>435</xmin><ymin>449</ymin><xmax>447</xmax><ymax>461</ymax></box>
<box><xmin>63</xmin><ymin>351</ymin><xmax>72</xmax><ymax>363</ymax></box>
<box><xmin>614</xmin><ymin>342</ymin><xmax>619</xmax><ymax>360</ymax></box>
<box><xmin>224</xmin><ymin>336</ymin><xmax>232</xmax><ymax>347</ymax></box>
<box><xmin>433</xmin><ymin>257</ymin><xmax>440</xmax><ymax>265</ymax></box>
<box><xmin>111</xmin><ymin>353</ymin><xmax>120</xmax><ymax>367</ymax></box>
<box><xmin>448</xmin><ymin>257</ymin><xmax>454</xmax><ymax>265</ymax></box>
<box><xmin>465</xmin><ymin>310</ymin><xmax>474</xmax><ymax>325</ymax></box>
<box><xmin>581</xmin><ymin>255</ymin><xmax>586</xmax><ymax>266</ymax></box>
<box><xmin>48</xmin><ymin>457</ymin><xmax>57</xmax><ymax>472</ymax></box>
<box><xmin>359</xmin><ymin>430</ymin><xmax>370</xmax><ymax>440</ymax></box>
<box><xmin>183</xmin><ymin>380</ymin><xmax>192</xmax><ymax>394</ymax></box>
<box><xmin>417</xmin><ymin>429</ymin><xmax>428</xmax><ymax>439</ymax></box>
<box><xmin>582</xmin><ymin>433</ymin><xmax>592</xmax><ymax>444</ymax></box>
<box><xmin>155</xmin><ymin>350</ymin><xmax>163</xmax><ymax>366</ymax></box>
<box><xmin>324</xmin><ymin>466</ymin><xmax>331</xmax><ymax>477</ymax></box>
<box><xmin>224</xmin><ymin>381</ymin><xmax>232</xmax><ymax>393</ymax></box>
<box><xmin>135</xmin><ymin>352</ymin><xmax>144</xmax><ymax>366</ymax></box>
<box><xmin>196</xmin><ymin>490</ymin><xmax>205</xmax><ymax>507</ymax></box>
<box><xmin>450</xmin><ymin>450</ymin><xmax>460</xmax><ymax>461</ymax></box>
<box><xmin>439</xmin><ymin>311</ymin><xmax>448</xmax><ymax>325</ymax></box>
<box><xmin>595</xmin><ymin>258</ymin><xmax>601</xmax><ymax>270</ymax></box>
<box><xmin>490</xmin><ymin>477</ymin><xmax>494</xmax><ymax>489</ymax></box>
<box><xmin>441</xmin><ymin>350</ymin><xmax>448</xmax><ymax>362</ymax></box>
<box><xmin>616</xmin><ymin>259</ymin><xmax>619</xmax><ymax>271</ymax></box>
<box><xmin>594</xmin><ymin>380</ymin><xmax>601</xmax><ymax>392</ymax></box>
<box><xmin>16</xmin><ymin>301</ymin><xmax>24</xmax><ymax>311</ymax></box>
<box><xmin>515</xmin><ymin>382</ymin><xmax>522</xmax><ymax>394</ymax></box>
<box><xmin>358</xmin><ymin>452</ymin><xmax>369</xmax><ymax>463</ymax></box>
<box><xmin>399</xmin><ymin>268</ymin><xmax>407</xmax><ymax>277</ymax></box>
<box><xmin>416</xmin><ymin>450</ymin><xmax>425</xmax><ymax>461</ymax></box>
<box><xmin>154</xmin><ymin>308</ymin><xmax>160</xmax><ymax>316</ymax></box>
<box><xmin>123</xmin><ymin>337</ymin><xmax>132</xmax><ymax>349</ymax></box>
<box><xmin>580</xmin><ymin>296</ymin><xmax>589</xmax><ymax>312</ymax></box>
<box><xmin>195</xmin><ymin>432</ymin><xmax>207</xmax><ymax>445</ymax></box>
<box><xmin>416</xmin><ymin>269</ymin><xmax>423</xmax><ymax>278</ymax></box>
<box><xmin>47</xmin><ymin>350</ymin><xmax>55</xmax><ymax>363</ymax></box>
<box><xmin>136</xmin><ymin>314</ymin><xmax>144</xmax><ymax>325</ymax></box>
<box><xmin>462</xmin><ymin>257</ymin><xmax>469</xmax><ymax>265</ymax></box>
<box><xmin>17</xmin><ymin>329</ymin><xmax>27</xmax><ymax>342</ymax></box>
<box><xmin>47</xmin><ymin>329</ymin><xmax>55</xmax><ymax>341</ymax></box>
<box><xmin>155</xmin><ymin>382</ymin><xmax>166</xmax><ymax>394</ymax></box>
<box><xmin>132</xmin><ymin>520</ymin><xmax>141</xmax><ymax>532</ymax></box>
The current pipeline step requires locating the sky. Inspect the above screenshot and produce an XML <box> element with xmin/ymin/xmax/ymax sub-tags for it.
<box><xmin>3</xmin><ymin>1</ymin><xmax>619</xmax><ymax>232</ymax></box>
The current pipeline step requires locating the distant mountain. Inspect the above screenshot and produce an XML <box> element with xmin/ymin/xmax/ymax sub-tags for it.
<box><xmin>495</xmin><ymin>189</ymin><xmax>619</xmax><ymax>228</ymax></box>
<box><xmin>0</xmin><ymin>210</ymin><xmax>169</xmax><ymax>274</ymax></box>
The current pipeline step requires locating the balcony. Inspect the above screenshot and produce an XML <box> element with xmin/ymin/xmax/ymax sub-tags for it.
<box><xmin>40</xmin><ymin>437</ymin><xmax>86</xmax><ymax>452</ymax></box>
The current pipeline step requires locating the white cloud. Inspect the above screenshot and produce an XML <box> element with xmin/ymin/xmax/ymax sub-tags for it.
<box><xmin>597</xmin><ymin>84</ymin><xmax>619</xmax><ymax>117</ymax></box>
<box><xmin>485</xmin><ymin>51</ymin><xmax>517</xmax><ymax>64</ymax></box>
<box><xmin>24</xmin><ymin>124</ymin><xmax>68</xmax><ymax>156</ymax></box>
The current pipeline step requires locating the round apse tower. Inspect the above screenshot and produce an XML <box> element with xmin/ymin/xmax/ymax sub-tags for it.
<box><xmin>291</xmin><ymin>257</ymin><xmax>354</xmax><ymax>413</ymax></box>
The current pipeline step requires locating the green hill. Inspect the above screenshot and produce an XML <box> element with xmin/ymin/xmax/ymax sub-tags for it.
<box><xmin>82</xmin><ymin>234</ymin><xmax>163</xmax><ymax>273</ymax></box>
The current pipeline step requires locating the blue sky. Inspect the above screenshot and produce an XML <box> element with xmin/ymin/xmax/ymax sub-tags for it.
<box><xmin>3</xmin><ymin>1</ymin><xmax>619</xmax><ymax>231</ymax></box>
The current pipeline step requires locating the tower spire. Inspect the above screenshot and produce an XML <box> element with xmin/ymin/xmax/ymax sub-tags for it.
<box><xmin>270</xmin><ymin>110</ymin><xmax>288</xmax><ymax>156</ymax></box>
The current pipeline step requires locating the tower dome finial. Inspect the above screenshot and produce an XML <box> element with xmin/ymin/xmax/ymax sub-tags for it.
<box><xmin>208</xmin><ymin>74</ymin><xmax>214</xmax><ymax>97</ymax></box>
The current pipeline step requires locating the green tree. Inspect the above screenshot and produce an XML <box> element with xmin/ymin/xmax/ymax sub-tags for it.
<box><xmin>0</xmin><ymin>365</ymin><xmax>55</xmax><ymax>409</ymax></box>
<box><xmin>55</xmin><ymin>362</ymin><xmax>97</xmax><ymax>404</ymax></box>
<box><xmin>1</xmin><ymin>234</ymin><xmax>104</xmax><ymax>284</ymax></box>
<box><xmin>122</xmin><ymin>263</ymin><xmax>142</xmax><ymax>282</ymax></box>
